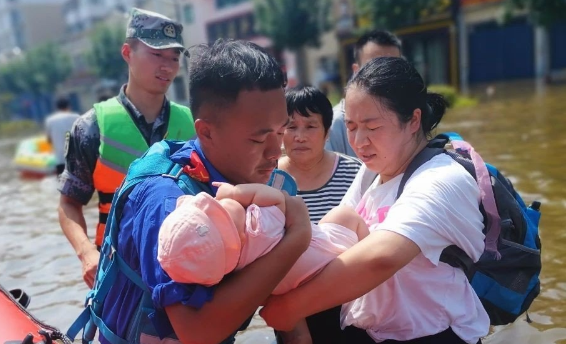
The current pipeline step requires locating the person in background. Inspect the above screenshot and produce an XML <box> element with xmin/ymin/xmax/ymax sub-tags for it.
<box><xmin>97</xmin><ymin>93</ymin><xmax>112</xmax><ymax>102</ymax></box>
<box><xmin>278</xmin><ymin>85</ymin><xmax>361</xmax><ymax>343</ymax></box>
<box><xmin>262</xmin><ymin>57</ymin><xmax>489</xmax><ymax>344</ymax></box>
<box><xmin>325</xmin><ymin>30</ymin><xmax>402</xmax><ymax>157</ymax></box>
<box><xmin>44</xmin><ymin>97</ymin><xmax>79</xmax><ymax>175</ymax></box>
<box><xmin>58</xmin><ymin>8</ymin><xmax>195</xmax><ymax>288</ymax></box>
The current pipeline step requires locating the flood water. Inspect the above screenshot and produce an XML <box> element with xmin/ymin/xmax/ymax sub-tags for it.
<box><xmin>1</xmin><ymin>81</ymin><xmax>565</xmax><ymax>343</ymax></box>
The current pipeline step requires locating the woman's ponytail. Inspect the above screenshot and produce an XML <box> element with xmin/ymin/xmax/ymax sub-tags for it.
<box><xmin>422</xmin><ymin>92</ymin><xmax>448</xmax><ymax>136</ymax></box>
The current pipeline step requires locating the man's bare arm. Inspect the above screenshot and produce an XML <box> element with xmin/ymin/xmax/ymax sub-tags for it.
<box><xmin>166</xmin><ymin>193</ymin><xmax>310</xmax><ymax>344</ymax></box>
<box><xmin>58</xmin><ymin>195</ymin><xmax>99</xmax><ymax>288</ymax></box>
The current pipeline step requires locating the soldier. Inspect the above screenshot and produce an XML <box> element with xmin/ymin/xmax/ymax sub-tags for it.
<box><xmin>58</xmin><ymin>8</ymin><xmax>195</xmax><ymax>288</ymax></box>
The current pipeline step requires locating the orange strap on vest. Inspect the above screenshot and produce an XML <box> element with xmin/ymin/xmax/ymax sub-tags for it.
<box><xmin>91</xmin><ymin>98</ymin><xmax>195</xmax><ymax>246</ymax></box>
<box><xmin>93</xmin><ymin>158</ymin><xmax>129</xmax><ymax>246</ymax></box>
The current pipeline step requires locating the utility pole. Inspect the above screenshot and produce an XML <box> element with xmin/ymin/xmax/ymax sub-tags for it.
<box><xmin>172</xmin><ymin>0</ymin><xmax>192</xmax><ymax>105</ymax></box>
<box><xmin>453</xmin><ymin>0</ymin><xmax>469</xmax><ymax>95</ymax></box>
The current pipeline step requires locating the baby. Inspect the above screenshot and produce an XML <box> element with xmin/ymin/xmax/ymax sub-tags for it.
<box><xmin>158</xmin><ymin>182</ymin><xmax>369</xmax><ymax>343</ymax></box>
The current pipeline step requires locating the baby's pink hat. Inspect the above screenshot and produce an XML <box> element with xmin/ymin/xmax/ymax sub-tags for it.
<box><xmin>158</xmin><ymin>192</ymin><xmax>242</xmax><ymax>286</ymax></box>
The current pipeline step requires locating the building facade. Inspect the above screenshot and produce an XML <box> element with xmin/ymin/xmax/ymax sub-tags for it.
<box><xmin>162</xmin><ymin>0</ymin><xmax>344</xmax><ymax>102</ymax></box>
<box><xmin>335</xmin><ymin>0</ymin><xmax>566</xmax><ymax>91</ymax></box>
<box><xmin>0</xmin><ymin>0</ymin><xmax>66</xmax><ymax>63</ymax></box>
<box><xmin>460</xmin><ymin>0</ymin><xmax>566</xmax><ymax>90</ymax></box>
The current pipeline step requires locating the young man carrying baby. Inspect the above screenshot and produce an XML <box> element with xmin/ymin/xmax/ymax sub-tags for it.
<box><xmin>158</xmin><ymin>182</ymin><xmax>369</xmax><ymax>344</ymax></box>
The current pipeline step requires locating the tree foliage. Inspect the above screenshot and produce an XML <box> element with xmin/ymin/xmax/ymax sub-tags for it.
<box><xmin>88</xmin><ymin>23</ymin><xmax>128</xmax><ymax>81</ymax></box>
<box><xmin>0</xmin><ymin>43</ymin><xmax>71</xmax><ymax>95</ymax></box>
<box><xmin>253</xmin><ymin>0</ymin><xmax>332</xmax><ymax>50</ymax></box>
<box><xmin>355</xmin><ymin>0</ymin><xmax>452</xmax><ymax>31</ymax></box>
<box><xmin>503</xmin><ymin>0</ymin><xmax>566</xmax><ymax>26</ymax></box>
<box><xmin>253</xmin><ymin>0</ymin><xmax>332</xmax><ymax>84</ymax></box>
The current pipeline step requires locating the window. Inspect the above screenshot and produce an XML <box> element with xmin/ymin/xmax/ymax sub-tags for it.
<box><xmin>215</xmin><ymin>0</ymin><xmax>247</xmax><ymax>10</ymax></box>
<box><xmin>183</xmin><ymin>4</ymin><xmax>194</xmax><ymax>24</ymax></box>
<box><xmin>206</xmin><ymin>12</ymin><xmax>256</xmax><ymax>42</ymax></box>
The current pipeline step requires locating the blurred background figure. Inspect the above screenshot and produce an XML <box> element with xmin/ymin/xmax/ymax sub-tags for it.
<box><xmin>44</xmin><ymin>96</ymin><xmax>79</xmax><ymax>176</ymax></box>
<box><xmin>325</xmin><ymin>30</ymin><xmax>402</xmax><ymax>157</ymax></box>
<box><xmin>97</xmin><ymin>93</ymin><xmax>113</xmax><ymax>103</ymax></box>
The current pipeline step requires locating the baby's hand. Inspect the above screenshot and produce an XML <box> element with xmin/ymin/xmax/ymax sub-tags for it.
<box><xmin>213</xmin><ymin>181</ymin><xmax>236</xmax><ymax>200</ymax></box>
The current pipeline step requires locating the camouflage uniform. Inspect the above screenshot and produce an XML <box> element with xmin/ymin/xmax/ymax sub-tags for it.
<box><xmin>58</xmin><ymin>7</ymin><xmax>187</xmax><ymax>206</ymax></box>
<box><xmin>126</xmin><ymin>7</ymin><xmax>186</xmax><ymax>51</ymax></box>
<box><xmin>58</xmin><ymin>86</ymin><xmax>171</xmax><ymax>204</ymax></box>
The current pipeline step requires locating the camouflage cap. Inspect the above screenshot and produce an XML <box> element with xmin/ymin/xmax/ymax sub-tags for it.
<box><xmin>126</xmin><ymin>8</ymin><xmax>185</xmax><ymax>51</ymax></box>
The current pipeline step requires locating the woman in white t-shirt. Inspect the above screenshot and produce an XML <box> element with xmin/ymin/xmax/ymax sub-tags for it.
<box><xmin>261</xmin><ymin>57</ymin><xmax>490</xmax><ymax>344</ymax></box>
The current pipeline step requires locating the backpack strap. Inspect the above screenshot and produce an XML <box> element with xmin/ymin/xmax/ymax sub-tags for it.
<box><xmin>393</xmin><ymin>136</ymin><xmax>477</xmax><ymax>277</ymax></box>
<box><xmin>439</xmin><ymin>245</ymin><xmax>477</xmax><ymax>279</ymax></box>
<box><xmin>448</xmin><ymin>136</ymin><xmax>502</xmax><ymax>260</ymax></box>
<box><xmin>68</xmin><ymin>141</ymin><xmax>210</xmax><ymax>344</ymax></box>
<box><xmin>395</xmin><ymin>146</ymin><xmax>445</xmax><ymax>199</ymax></box>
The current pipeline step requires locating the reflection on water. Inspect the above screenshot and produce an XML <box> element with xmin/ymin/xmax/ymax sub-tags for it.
<box><xmin>0</xmin><ymin>81</ymin><xmax>564</xmax><ymax>343</ymax></box>
<box><xmin>439</xmin><ymin>82</ymin><xmax>566</xmax><ymax>344</ymax></box>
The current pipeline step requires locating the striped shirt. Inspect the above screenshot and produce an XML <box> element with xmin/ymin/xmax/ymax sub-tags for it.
<box><xmin>298</xmin><ymin>153</ymin><xmax>362</xmax><ymax>223</ymax></box>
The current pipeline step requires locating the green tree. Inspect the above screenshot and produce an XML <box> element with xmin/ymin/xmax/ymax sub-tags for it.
<box><xmin>355</xmin><ymin>0</ymin><xmax>452</xmax><ymax>31</ymax></box>
<box><xmin>503</xmin><ymin>0</ymin><xmax>566</xmax><ymax>26</ymax></box>
<box><xmin>0</xmin><ymin>43</ymin><xmax>71</xmax><ymax>95</ymax></box>
<box><xmin>26</xmin><ymin>43</ymin><xmax>72</xmax><ymax>94</ymax></box>
<box><xmin>0</xmin><ymin>93</ymin><xmax>15</xmax><ymax>122</ymax></box>
<box><xmin>253</xmin><ymin>0</ymin><xmax>332</xmax><ymax>84</ymax></box>
<box><xmin>88</xmin><ymin>23</ymin><xmax>128</xmax><ymax>82</ymax></box>
<box><xmin>0</xmin><ymin>60</ymin><xmax>28</xmax><ymax>94</ymax></box>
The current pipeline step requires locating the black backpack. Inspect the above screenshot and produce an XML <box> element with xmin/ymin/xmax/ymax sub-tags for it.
<box><xmin>360</xmin><ymin>132</ymin><xmax>542</xmax><ymax>325</ymax></box>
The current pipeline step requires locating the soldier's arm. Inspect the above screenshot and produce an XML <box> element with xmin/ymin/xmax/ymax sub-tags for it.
<box><xmin>58</xmin><ymin>110</ymin><xmax>99</xmax><ymax>288</ymax></box>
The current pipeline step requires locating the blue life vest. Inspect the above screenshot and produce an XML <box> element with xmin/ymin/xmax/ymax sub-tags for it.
<box><xmin>66</xmin><ymin>140</ymin><xmax>215</xmax><ymax>344</ymax></box>
<box><xmin>400</xmin><ymin>132</ymin><xmax>542</xmax><ymax>326</ymax></box>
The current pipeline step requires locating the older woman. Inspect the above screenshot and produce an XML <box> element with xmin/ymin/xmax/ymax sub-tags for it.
<box><xmin>263</xmin><ymin>58</ymin><xmax>489</xmax><ymax>344</ymax></box>
<box><xmin>278</xmin><ymin>86</ymin><xmax>361</xmax><ymax>343</ymax></box>
<box><xmin>279</xmin><ymin>86</ymin><xmax>361</xmax><ymax>223</ymax></box>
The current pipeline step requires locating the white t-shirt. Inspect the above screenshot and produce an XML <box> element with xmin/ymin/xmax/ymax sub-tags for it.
<box><xmin>340</xmin><ymin>154</ymin><xmax>490</xmax><ymax>343</ymax></box>
<box><xmin>45</xmin><ymin>111</ymin><xmax>80</xmax><ymax>164</ymax></box>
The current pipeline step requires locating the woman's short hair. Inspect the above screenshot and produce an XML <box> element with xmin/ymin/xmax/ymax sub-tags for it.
<box><xmin>285</xmin><ymin>85</ymin><xmax>334</xmax><ymax>134</ymax></box>
<box><xmin>347</xmin><ymin>57</ymin><xmax>448</xmax><ymax>138</ymax></box>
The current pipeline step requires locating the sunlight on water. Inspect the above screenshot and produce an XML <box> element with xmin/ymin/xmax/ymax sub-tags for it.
<box><xmin>439</xmin><ymin>82</ymin><xmax>566</xmax><ymax>344</ymax></box>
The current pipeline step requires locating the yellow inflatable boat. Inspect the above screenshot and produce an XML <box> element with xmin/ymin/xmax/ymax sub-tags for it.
<box><xmin>13</xmin><ymin>136</ymin><xmax>57</xmax><ymax>177</ymax></box>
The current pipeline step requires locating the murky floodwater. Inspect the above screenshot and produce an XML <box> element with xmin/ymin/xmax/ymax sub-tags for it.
<box><xmin>1</xmin><ymin>81</ymin><xmax>564</xmax><ymax>343</ymax></box>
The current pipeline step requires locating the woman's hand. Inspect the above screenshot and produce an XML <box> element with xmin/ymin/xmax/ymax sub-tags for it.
<box><xmin>260</xmin><ymin>293</ymin><xmax>303</xmax><ymax>332</ymax></box>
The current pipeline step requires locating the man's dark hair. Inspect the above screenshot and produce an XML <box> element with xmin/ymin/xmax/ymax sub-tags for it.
<box><xmin>55</xmin><ymin>97</ymin><xmax>70</xmax><ymax>110</ymax></box>
<box><xmin>188</xmin><ymin>39</ymin><xmax>286</xmax><ymax>119</ymax></box>
<box><xmin>285</xmin><ymin>86</ymin><xmax>333</xmax><ymax>134</ymax></box>
<box><xmin>354</xmin><ymin>30</ymin><xmax>402</xmax><ymax>64</ymax></box>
